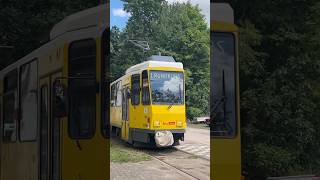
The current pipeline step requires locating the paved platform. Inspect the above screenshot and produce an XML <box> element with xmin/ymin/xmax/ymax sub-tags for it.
<box><xmin>110</xmin><ymin>127</ymin><xmax>210</xmax><ymax>180</ymax></box>
<box><xmin>110</xmin><ymin>160</ymin><xmax>195</xmax><ymax>180</ymax></box>
<box><xmin>174</xmin><ymin>127</ymin><xmax>210</xmax><ymax>160</ymax></box>
<box><xmin>174</xmin><ymin>143</ymin><xmax>210</xmax><ymax>160</ymax></box>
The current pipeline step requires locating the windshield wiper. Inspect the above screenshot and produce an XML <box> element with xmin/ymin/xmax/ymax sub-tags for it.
<box><xmin>211</xmin><ymin>96</ymin><xmax>226</xmax><ymax>118</ymax></box>
<box><xmin>211</xmin><ymin>70</ymin><xmax>227</xmax><ymax>119</ymax></box>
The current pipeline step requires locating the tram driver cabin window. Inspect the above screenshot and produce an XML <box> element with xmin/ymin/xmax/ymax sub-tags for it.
<box><xmin>131</xmin><ymin>74</ymin><xmax>140</xmax><ymax>105</ymax></box>
<box><xmin>68</xmin><ymin>39</ymin><xmax>96</xmax><ymax>139</ymax></box>
<box><xmin>142</xmin><ymin>70</ymin><xmax>150</xmax><ymax>105</ymax></box>
<box><xmin>20</xmin><ymin>60</ymin><xmax>38</xmax><ymax>141</ymax></box>
<box><xmin>2</xmin><ymin>70</ymin><xmax>18</xmax><ymax>142</ymax></box>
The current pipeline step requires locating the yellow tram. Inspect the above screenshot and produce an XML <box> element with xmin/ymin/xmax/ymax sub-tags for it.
<box><xmin>211</xmin><ymin>3</ymin><xmax>242</xmax><ymax>180</ymax></box>
<box><xmin>110</xmin><ymin>56</ymin><xmax>186</xmax><ymax>147</ymax></box>
<box><xmin>0</xmin><ymin>4</ymin><xmax>109</xmax><ymax>180</ymax></box>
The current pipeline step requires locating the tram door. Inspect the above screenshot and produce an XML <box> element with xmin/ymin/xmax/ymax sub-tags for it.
<box><xmin>121</xmin><ymin>86</ymin><xmax>129</xmax><ymax>141</ymax></box>
<box><xmin>39</xmin><ymin>72</ymin><xmax>61</xmax><ymax>180</ymax></box>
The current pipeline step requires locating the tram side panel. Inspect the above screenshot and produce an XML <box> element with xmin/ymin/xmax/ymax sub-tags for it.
<box><xmin>211</xmin><ymin>19</ymin><xmax>242</xmax><ymax>180</ymax></box>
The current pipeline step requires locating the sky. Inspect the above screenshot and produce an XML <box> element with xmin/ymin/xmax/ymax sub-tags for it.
<box><xmin>110</xmin><ymin>0</ymin><xmax>210</xmax><ymax>30</ymax></box>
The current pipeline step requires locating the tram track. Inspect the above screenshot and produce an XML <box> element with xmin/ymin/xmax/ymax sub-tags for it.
<box><xmin>141</xmin><ymin>145</ymin><xmax>210</xmax><ymax>180</ymax></box>
<box><xmin>111</xmin><ymin>137</ymin><xmax>210</xmax><ymax>180</ymax></box>
<box><xmin>148</xmin><ymin>152</ymin><xmax>202</xmax><ymax>180</ymax></box>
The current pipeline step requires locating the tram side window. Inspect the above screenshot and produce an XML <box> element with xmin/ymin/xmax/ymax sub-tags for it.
<box><xmin>142</xmin><ymin>70</ymin><xmax>150</xmax><ymax>105</ymax></box>
<box><xmin>111</xmin><ymin>84</ymin><xmax>116</xmax><ymax>106</ymax></box>
<box><xmin>131</xmin><ymin>74</ymin><xmax>140</xmax><ymax>105</ymax></box>
<box><xmin>211</xmin><ymin>32</ymin><xmax>236</xmax><ymax>137</ymax></box>
<box><xmin>20</xmin><ymin>60</ymin><xmax>38</xmax><ymax>141</ymax></box>
<box><xmin>69</xmin><ymin>39</ymin><xmax>96</xmax><ymax>139</ymax></box>
<box><xmin>116</xmin><ymin>81</ymin><xmax>122</xmax><ymax>106</ymax></box>
<box><xmin>3</xmin><ymin>70</ymin><xmax>18</xmax><ymax>142</ymax></box>
<box><xmin>122</xmin><ymin>87</ymin><xmax>129</xmax><ymax>121</ymax></box>
<box><xmin>110</xmin><ymin>82</ymin><xmax>122</xmax><ymax>107</ymax></box>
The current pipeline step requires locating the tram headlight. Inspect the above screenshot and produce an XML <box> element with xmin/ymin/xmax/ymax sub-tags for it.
<box><xmin>154</xmin><ymin>121</ymin><xmax>160</xmax><ymax>127</ymax></box>
<box><xmin>177</xmin><ymin>121</ymin><xmax>183</xmax><ymax>127</ymax></box>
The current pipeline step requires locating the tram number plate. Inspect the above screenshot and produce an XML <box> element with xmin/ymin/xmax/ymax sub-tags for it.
<box><xmin>162</xmin><ymin>122</ymin><xmax>176</xmax><ymax>125</ymax></box>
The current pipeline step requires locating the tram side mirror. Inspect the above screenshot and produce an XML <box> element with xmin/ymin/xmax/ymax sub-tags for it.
<box><xmin>53</xmin><ymin>79</ymin><xmax>68</xmax><ymax>118</ymax></box>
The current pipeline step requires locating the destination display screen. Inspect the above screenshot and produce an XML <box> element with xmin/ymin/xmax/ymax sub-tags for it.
<box><xmin>150</xmin><ymin>71</ymin><xmax>184</xmax><ymax>105</ymax></box>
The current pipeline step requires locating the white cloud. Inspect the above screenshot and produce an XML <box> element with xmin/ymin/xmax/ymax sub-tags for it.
<box><xmin>161</xmin><ymin>76</ymin><xmax>183</xmax><ymax>93</ymax></box>
<box><xmin>112</xmin><ymin>8</ymin><xmax>131</xmax><ymax>18</ymax></box>
<box><xmin>166</xmin><ymin>0</ymin><xmax>210</xmax><ymax>25</ymax></box>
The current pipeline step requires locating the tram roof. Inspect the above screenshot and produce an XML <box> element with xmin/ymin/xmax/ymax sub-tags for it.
<box><xmin>211</xmin><ymin>3</ymin><xmax>234</xmax><ymax>24</ymax></box>
<box><xmin>125</xmin><ymin>60</ymin><xmax>184</xmax><ymax>75</ymax></box>
<box><xmin>50</xmin><ymin>4</ymin><xmax>107</xmax><ymax>40</ymax></box>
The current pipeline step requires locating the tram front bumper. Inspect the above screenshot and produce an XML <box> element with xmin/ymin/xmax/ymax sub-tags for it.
<box><xmin>155</xmin><ymin>130</ymin><xmax>174</xmax><ymax>147</ymax></box>
<box><xmin>130</xmin><ymin>128</ymin><xmax>185</xmax><ymax>144</ymax></box>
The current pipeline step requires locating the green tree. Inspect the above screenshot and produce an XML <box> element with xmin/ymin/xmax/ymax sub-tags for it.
<box><xmin>229</xmin><ymin>0</ymin><xmax>320</xmax><ymax>179</ymax></box>
<box><xmin>0</xmin><ymin>0</ymin><xmax>100</xmax><ymax>69</ymax></box>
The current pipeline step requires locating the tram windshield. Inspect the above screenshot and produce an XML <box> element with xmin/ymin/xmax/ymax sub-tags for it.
<box><xmin>150</xmin><ymin>71</ymin><xmax>184</xmax><ymax>105</ymax></box>
<box><xmin>211</xmin><ymin>32</ymin><xmax>236</xmax><ymax>137</ymax></box>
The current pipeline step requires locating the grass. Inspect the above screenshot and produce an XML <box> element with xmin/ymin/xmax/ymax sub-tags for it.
<box><xmin>110</xmin><ymin>140</ymin><xmax>152</xmax><ymax>163</ymax></box>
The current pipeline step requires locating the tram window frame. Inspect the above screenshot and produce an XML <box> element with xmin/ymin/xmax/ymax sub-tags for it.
<box><xmin>142</xmin><ymin>70</ymin><xmax>150</xmax><ymax>105</ymax></box>
<box><xmin>211</xmin><ymin>32</ymin><xmax>237</xmax><ymax>138</ymax></box>
<box><xmin>2</xmin><ymin>69</ymin><xmax>18</xmax><ymax>143</ymax></box>
<box><xmin>131</xmin><ymin>74</ymin><xmax>140</xmax><ymax>106</ymax></box>
<box><xmin>68</xmin><ymin>38</ymin><xmax>96</xmax><ymax>139</ymax></box>
<box><xmin>19</xmin><ymin>59</ymin><xmax>38</xmax><ymax>142</ymax></box>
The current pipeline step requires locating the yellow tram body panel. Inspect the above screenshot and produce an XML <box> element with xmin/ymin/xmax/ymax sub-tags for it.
<box><xmin>148</xmin><ymin>104</ymin><xmax>186</xmax><ymax>130</ymax></box>
<box><xmin>110</xmin><ymin>106</ymin><xmax>122</xmax><ymax>128</ymax></box>
<box><xmin>0</xmin><ymin>4</ymin><xmax>109</xmax><ymax>180</ymax></box>
<box><xmin>110</xmin><ymin>60</ymin><xmax>186</xmax><ymax>145</ymax></box>
<box><xmin>211</xmin><ymin>3</ymin><xmax>242</xmax><ymax>180</ymax></box>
